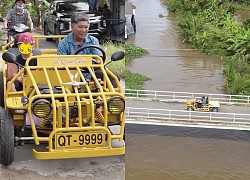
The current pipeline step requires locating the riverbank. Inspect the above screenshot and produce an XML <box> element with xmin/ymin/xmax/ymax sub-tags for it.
<box><xmin>164</xmin><ymin>0</ymin><xmax>250</xmax><ymax>95</ymax></box>
<box><xmin>125</xmin><ymin>43</ymin><xmax>150</xmax><ymax>89</ymax></box>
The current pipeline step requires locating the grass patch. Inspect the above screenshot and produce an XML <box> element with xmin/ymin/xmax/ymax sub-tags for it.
<box><xmin>101</xmin><ymin>42</ymin><xmax>125</xmax><ymax>77</ymax></box>
<box><xmin>125</xmin><ymin>43</ymin><xmax>148</xmax><ymax>64</ymax></box>
<box><xmin>125</xmin><ymin>43</ymin><xmax>150</xmax><ymax>90</ymax></box>
<box><xmin>125</xmin><ymin>70</ymin><xmax>150</xmax><ymax>89</ymax></box>
<box><xmin>100</xmin><ymin>42</ymin><xmax>150</xmax><ymax>90</ymax></box>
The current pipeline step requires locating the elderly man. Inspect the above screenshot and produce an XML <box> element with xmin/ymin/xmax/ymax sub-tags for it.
<box><xmin>57</xmin><ymin>12</ymin><xmax>101</xmax><ymax>56</ymax></box>
<box><xmin>58</xmin><ymin>12</ymin><xmax>119</xmax><ymax>88</ymax></box>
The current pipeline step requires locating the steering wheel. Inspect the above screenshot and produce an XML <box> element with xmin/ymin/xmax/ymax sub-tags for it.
<box><xmin>73</xmin><ymin>45</ymin><xmax>106</xmax><ymax>63</ymax></box>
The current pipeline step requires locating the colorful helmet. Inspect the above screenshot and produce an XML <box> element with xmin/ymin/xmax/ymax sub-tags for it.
<box><xmin>17</xmin><ymin>32</ymin><xmax>35</xmax><ymax>45</ymax></box>
<box><xmin>18</xmin><ymin>32</ymin><xmax>34</xmax><ymax>55</ymax></box>
<box><xmin>15</xmin><ymin>0</ymin><xmax>25</xmax><ymax>3</ymax></box>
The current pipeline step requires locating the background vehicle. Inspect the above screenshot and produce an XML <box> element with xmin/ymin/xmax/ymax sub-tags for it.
<box><xmin>185</xmin><ymin>97</ymin><xmax>220</xmax><ymax>112</ymax></box>
<box><xmin>43</xmin><ymin>0</ymin><xmax>108</xmax><ymax>42</ymax></box>
<box><xmin>6</xmin><ymin>24</ymin><xmax>30</xmax><ymax>44</ymax></box>
<box><xmin>0</xmin><ymin>36</ymin><xmax>125</xmax><ymax>166</ymax></box>
<box><xmin>0</xmin><ymin>17</ymin><xmax>30</xmax><ymax>47</ymax></box>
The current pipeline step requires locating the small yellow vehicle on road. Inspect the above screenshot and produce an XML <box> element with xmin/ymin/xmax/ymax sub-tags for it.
<box><xmin>185</xmin><ymin>97</ymin><xmax>220</xmax><ymax>112</ymax></box>
<box><xmin>0</xmin><ymin>35</ymin><xmax>125</xmax><ymax>166</ymax></box>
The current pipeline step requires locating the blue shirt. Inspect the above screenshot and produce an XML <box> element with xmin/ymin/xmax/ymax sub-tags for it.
<box><xmin>57</xmin><ymin>32</ymin><xmax>102</xmax><ymax>56</ymax></box>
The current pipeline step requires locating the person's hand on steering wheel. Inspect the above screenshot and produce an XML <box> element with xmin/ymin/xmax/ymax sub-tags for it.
<box><xmin>73</xmin><ymin>45</ymin><xmax>106</xmax><ymax>64</ymax></box>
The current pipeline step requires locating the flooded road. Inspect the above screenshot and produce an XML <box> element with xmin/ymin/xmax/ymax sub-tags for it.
<box><xmin>126</xmin><ymin>124</ymin><xmax>250</xmax><ymax>180</ymax></box>
<box><xmin>125</xmin><ymin>0</ymin><xmax>250</xmax><ymax>179</ymax></box>
<box><xmin>126</xmin><ymin>0</ymin><xmax>224</xmax><ymax>94</ymax></box>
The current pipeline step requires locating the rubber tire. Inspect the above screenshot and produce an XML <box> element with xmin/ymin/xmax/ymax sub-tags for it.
<box><xmin>212</xmin><ymin>108</ymin><xmax>218</xmax><ymax>112</ymax></box>
<box><xmin>0</xmin><ymin>108</ymin><xmax>14</xmax><ymax>166</ymax></box>
<box><xmin>44</xmin><ymin>23</ymin><xmax>53</xmax><ymax>41</ymax></box>
<box><xmin>0</xmin><ymin>71</ymin><xmax>4</xmax><ymax>107</ymax></box>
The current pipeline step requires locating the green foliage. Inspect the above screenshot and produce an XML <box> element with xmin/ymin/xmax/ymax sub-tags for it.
<box><xmin>164</xmin><ymin>0</ymin><xmax>250</xmax><ymax>94</ymax></box>
<box><xmin>0</xmin><ymin>0</ymin><xmax>15</xmax><ymax>17</ymax></box>
<box><xmin>125</xmin><ymin>70</ymin><xmax>150</xmax><ymax>90</ymax></box>
<box><xmin>101</xmin><ymin>42</ymin><xmax>125</xmax><ymax>77</ymax></box>
<box><xmin>125</xmin><ymin>43</ymin><xmax>150</xmax><ymax>90</ymax></box>
<box><xmin>227</xmin><ymin>28</ymin><xmax>250</xmax><ymax>59</ymax></box>
<box><xmin>25</xmin><ymin>3</ymin><xmax>39</xmax><ymax>17</ymax></box>
<box><xmin>125</xmin><ymin>43</ymin><xmax>148</xmax><ymax>64</ymax></box>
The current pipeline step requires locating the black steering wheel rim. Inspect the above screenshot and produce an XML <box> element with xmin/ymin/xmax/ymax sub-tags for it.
<box><xmin>73</xmin><ymin>45</ymin><xmax>106</xmax><ymax>63</ymax></box>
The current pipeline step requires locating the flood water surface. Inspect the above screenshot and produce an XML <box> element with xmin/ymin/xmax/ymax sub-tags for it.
<box><xmin>125</xmin><ymin>0</ymin><xmax>250</xmax><ymax>179</ymax></box>
<box><xmin>126</xmin><ymin>0</ymin><xmax>224</xmax><ymax>93</ymax></box>
<box><xmin>126</xmin><ymin>124</ymin><xmax>250</xmax><ymax>180</ymax></box>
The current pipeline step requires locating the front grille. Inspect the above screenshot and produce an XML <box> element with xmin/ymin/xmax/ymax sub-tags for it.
<box><xmin>90</xmin><ymin>23</ymin><xmax>99</xmax><ymax>29</ymax></box>
<box><xmin>64</xmin><ymin>22</ymin><xmax>70</xmax><ymax>30</ymax></box>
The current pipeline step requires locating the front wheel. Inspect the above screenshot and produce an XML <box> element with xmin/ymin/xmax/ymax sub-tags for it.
<box><xmin>0</xmin><ymin>71</ymin><xmax>4</xmax><ymax>107</ymax></box>
<box><xmin>0</xmin><ymin>108</ymin><xmax>14</xmax><ymax>166</ymax></box>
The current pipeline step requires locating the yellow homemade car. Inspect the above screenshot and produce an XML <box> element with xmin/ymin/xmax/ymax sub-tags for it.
<box><xmin>185</xmin><ymin>97</ymin><xmax>220</xmax><ymax>112</ymax></box>
<box><xmin>0</xmin><ymin>35</ymin><xmax>125</xmax><ymax>166</ymax></box>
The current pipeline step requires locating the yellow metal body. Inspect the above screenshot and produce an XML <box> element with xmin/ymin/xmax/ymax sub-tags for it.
<box><xmin>185</xmin><ymin>98</ymin><xmax>220</xmax><ymax>112</ymax></box>
<box><xmin>1</xmin><ymin>35</ymin><xmax>125</xmax><ymax>160</ymax></box>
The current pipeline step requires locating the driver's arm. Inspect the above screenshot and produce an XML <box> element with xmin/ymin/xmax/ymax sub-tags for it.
<box><xmin>90</xmin><ymin>38</ymin><xmax>102</xmax><ymax>57</ymax></box>
<box><xmin>26</xmin><ymin>11</ymin><xmax>35</xmax><ymax>31</ymax></box>
<box><xmin>3</xmin><ymin>19</ymin><xmax>8</xmax><ymax>29</ymax></box>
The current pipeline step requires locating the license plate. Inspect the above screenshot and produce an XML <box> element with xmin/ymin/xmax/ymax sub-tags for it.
<box><xmin>55</xmin><ymin>132</ymin><xmax>105</xmax><ymax>148</ymax></box>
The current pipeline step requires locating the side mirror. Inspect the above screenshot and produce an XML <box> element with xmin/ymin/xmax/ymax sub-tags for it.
<box><xmin>0</xmin><ymin>17</ymin><xmax>4</xmax><ymax>22</ymax></box>
<box><xmin>111</xmin><ymin>51</ymin><xmax>125</xmax><ymax>62</ymax></box>
<box><xmin>2</xmin><ymin>52</ymin><xmax>17</xmax><ymax>63</ymax></box>
<box><xmin>104</xmin><ymin>51</ymin><xmax>124</xmax><ymax>68</ymax></box>
<box><xmin>52</xmin><ymin>10</ymin><xmax>57</xmax><ymax>15</ymax></box>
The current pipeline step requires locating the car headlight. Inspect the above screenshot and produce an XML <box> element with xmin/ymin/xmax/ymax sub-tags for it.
<box><xmin>59</xmin><ymin>23</ymin><xmax>64</xmax><ymax>30</ymax></box>
<box><xmin>102</xmin><ymin>20</ymin><xmax>106</xmax><ymax>27</ymax></box>
<box><xmin>107</xmin><ymin>96</ymin><xmax>125</xmax><ymax>115</ymax></box>
<box><xmin>32</xmin><ymin>99</ymin><xmax>52</xmax><ymax>118</ymax></box>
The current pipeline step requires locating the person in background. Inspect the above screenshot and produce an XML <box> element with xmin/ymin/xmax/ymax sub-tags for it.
<box><xmin>201</xmin><ymin>96</ymin><xmax>206</xmax><ymax>106</ymax></box>
<box><xmin>3</xmin><ymin>0</ymin><xmax>35</xmax><ymax>31</ymax></box>
<box><xmin>99</xmin><ymin>4</ymin><xmax>112</xmax><ymax>29</ymax></box>
<box><xmin>100</xmin><ymin>4</ymin><xmax>112</xmax><ymax>20</ymax></box>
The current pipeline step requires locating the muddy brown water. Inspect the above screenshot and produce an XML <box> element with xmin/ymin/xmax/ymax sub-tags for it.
<box><xmin>126</xmin><ymin>0</ymin><xmax>225</xmax><ymax>94</ymax></box>
<box><xmin>125</xmin><ymin>0</ymin><xmax>250</xmax><ymax>179</ymax></box>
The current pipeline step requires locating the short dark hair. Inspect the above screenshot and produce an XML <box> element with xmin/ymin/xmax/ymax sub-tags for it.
<box><xmin>71</xmin><ymin>12</ymin><xmax>89</xmax><ymax>24</ymax></box>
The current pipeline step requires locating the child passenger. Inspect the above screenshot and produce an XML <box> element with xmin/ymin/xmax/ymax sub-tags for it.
<box><xmin>7</xmin><ymin>32</ymin><xmax>40</xmax><ymax>92</ymax></box>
